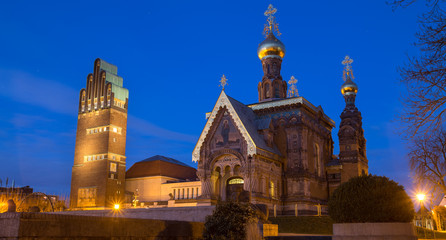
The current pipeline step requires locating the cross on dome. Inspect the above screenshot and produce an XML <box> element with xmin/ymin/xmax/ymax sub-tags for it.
<box><xmin>342</xmin><ymin>55</ymin><xmax>355</xmax><ymax>81</ymax></box>
<box><xmin>263</xmin><ymin>4</ymin><xmax>281</xmax><ymax>37</ymax></box>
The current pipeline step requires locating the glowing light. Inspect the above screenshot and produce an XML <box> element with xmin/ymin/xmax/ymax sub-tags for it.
<box><xmin>417</xmin><ymin>193</ymin><xmax>426</xmax><ymax>201</ymax></box>
<box><xmin>113</xmin><ymin>204</ymin><xmax>120</xmax><ymax>210</ymax></box>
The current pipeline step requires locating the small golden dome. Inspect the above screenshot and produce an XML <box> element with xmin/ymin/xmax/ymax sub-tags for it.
<box><xmin>341</xmin><ymin>77</ymin><xmax>358</xmax><ymax>95</ymax></box>
<box><xmin>257</xmin><ymin>32</ymin><xmax>286</xmax><ymax>60</ymax></box>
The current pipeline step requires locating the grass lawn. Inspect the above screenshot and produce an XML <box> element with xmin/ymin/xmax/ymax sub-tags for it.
<box><xmin>268</xmin><ymin>216</ymin><xmax>333</xmax><ymax>235</ymax></box>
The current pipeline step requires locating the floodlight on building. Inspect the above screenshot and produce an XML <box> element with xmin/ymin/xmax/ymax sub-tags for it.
<box><xmin>113</xmin><ymin>204</ymin><xmax>120</xmax><ymax>210</ymax></box>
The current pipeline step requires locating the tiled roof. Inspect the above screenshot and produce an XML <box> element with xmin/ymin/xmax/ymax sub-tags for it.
<box><xmin>226</xmin><ymin>95</ymin><xmax>281</xmax><ymax>156</ymax></box>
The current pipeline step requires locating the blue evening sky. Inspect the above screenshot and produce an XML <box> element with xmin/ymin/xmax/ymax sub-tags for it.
<box><xmin>0</xmin><ymin>0</ymin><xmax>427</xmax><ymax>196</ymax></box>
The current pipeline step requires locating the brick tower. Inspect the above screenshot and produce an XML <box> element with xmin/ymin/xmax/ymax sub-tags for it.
<box><xmin>70</xmin><ymin>58</ymin><xmax>129</xmax><ymax>209</ymax></box>
<box><xmin>337</xmin><ymin>56</ymin><xmax>368</xmax><ymax>183</ymax></box>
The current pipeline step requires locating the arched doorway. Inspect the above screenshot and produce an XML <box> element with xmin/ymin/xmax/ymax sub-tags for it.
<box><xmin>226</xmin><ymin>177</ymin><xmax>244</xmax><ymax>201</ymax></box>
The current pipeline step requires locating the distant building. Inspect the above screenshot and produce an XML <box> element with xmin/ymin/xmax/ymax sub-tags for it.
<box><xmin>0</xmin><ymin>186</ymin><xmax>33</xmax><ymax>196</ymax></box>
<box><xmin>125</xmin><ymin>155</ymin><xmax>200</xmax><ymax>205</ymax></box>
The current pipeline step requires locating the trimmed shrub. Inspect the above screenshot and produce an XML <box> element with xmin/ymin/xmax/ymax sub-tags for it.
<box><xmin>203</xmin><ymin>201</ymin><xmax>257</xmax><ymax>240</ymax></box>
<box><xmin>328</xmin><ymin>175</ymin><xmax>414</xmax><ymax>223</ymax></box>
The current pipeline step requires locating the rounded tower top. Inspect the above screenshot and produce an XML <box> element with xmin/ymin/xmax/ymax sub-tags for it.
<box><xmin>341</xmin><ymin>56</ymin><xmax>357</xmax><ymax>96</ymax></box>
<box><xmin>341</xmin><ymin>76</ymin><xmax>358</xmax><ymax>95</ymax></box>
<box><xmin>257</xmin><ymin>32</ymin><xmax>286</xmax><ymax>60</ymax></box>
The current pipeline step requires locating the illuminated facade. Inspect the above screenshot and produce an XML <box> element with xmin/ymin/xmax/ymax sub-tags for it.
<box><xmin>69</xmin><ymin>5</ymin><xmax>367</xmax><ymax>214</ymax></box>
<box><xmin>70</xmin><ymin>58</ymin><xmax>129</xmax><ymax>209</ymax></box>
<box><xmin>192</xmin><ymin>5</ymin><xmax>368</xmax><ymax>215</ymax></box>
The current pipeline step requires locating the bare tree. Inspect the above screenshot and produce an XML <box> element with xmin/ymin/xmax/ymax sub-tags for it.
<box><xmin>389</xmin><ymin>0</ymin><xmax>446</xmax><ymax>137</ymax></box>
<box><xmin>409</xmin><ymin>129</ymin><xmax>446</xmax><ymax>197</ymax></box>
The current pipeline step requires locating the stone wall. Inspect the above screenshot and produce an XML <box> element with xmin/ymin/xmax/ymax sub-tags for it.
<box><xmin>333</xmin><ymin>222</ymin><xmax>417</xmax><ymax>240</ymax></box>
<box><xmin>52</xmin><ymin>206</ymin><xmax>215</xmax><ymax>223</ymax></box>
<box><xmin>0</xmin><ymin>212</ymin><xmax>203</xmax><ymax>239</ymax></box>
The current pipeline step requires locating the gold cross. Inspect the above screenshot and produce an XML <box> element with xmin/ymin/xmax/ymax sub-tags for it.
<box><xmin>263</xmin><ymin>4</ymin><xmax>281</xmax><ymax>37</ymax></box>
<box><xmin>342</xmin><ymin>55</ymin><xmax>354</xmax><ymax>81</ymax></box>
<box><xmin>287</xmin><ymin>76</ymin><xmax>299</xmax><ymax>98</ymax></box>
<box><xmin>220</xmin><ymin>74</ymin><xmax>228</xmax><ymax>90</ymax></box>
<box><xmin>288</xmin><ymin>76</ymin><xmax>297</xmax><ymax>85</ymax></box>
<box><xmin>264</xmin><ymin>4</ymin><xmax>277</xmax><ymax>18</ymax></box>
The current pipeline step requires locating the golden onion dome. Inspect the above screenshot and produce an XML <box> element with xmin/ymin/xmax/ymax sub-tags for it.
<box><xmin>341</xmin><ymin>77</ymin><xmax>358</xmax><ymax>95</ymax></box>
<box><xmin>257</xmin><ymin>32</ymin><xmax>286</xmax><ymax>60</ymax></box>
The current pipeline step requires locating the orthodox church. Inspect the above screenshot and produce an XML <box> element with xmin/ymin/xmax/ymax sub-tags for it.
<box><xmin>69</xmin><ymin>5</ymin><xmax>368</xmax><ymax>215</ymax></box>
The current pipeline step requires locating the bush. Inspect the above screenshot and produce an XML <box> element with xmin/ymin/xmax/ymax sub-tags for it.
<box><xmin>328</xmin><ymin>175</ymin><xmax>414</xmax><ymax>223</ymax></box>
<box><xmin>203</xmin><ymin>201</ymin><xmax>257</xmax><ymax>240</ymax></box>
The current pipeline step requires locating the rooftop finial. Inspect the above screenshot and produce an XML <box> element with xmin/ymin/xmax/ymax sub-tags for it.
<box><xmin>263</xmin><ymin>4</ymin><xmax>281</xmax><ymax>37</ymax></box>
<box><xmin>287</xmin><ymin>76</ymin><xmax>299</xmax><ymax>98</ymax></box>
<box><xmin>220</xmin><ymin>74</ymin><xmax>228</xmax><ymax>90</ymax></box>
<box><xmin>342</xmin><ymin>55</ymin><xmax>355</xmax><ymax>81</ymax></box>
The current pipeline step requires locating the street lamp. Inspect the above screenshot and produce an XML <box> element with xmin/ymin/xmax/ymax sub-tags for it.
<box><xmin>417</xmin><ymin>193</ymin><xmax>426</xmax><ymax>202</ymax></box>
<box><xmin>417</xmin><ymin>193</ymin><xmax>427</xmax><ymax>237</ymax></box>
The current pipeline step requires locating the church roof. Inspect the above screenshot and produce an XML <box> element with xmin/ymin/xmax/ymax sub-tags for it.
<box><xmin>192</xmin><ymin>91</ymin><xmax>282</xmax><ymax>162</ymax></box>
<box><xmin>126</xmin><ymin>155</ymin><xmax>197</xmax><ymax>180</ymax></box>
<box><xmin>226</xmin><ymin>95</ymin><xmax>281</xmax><ymax>156</ymax></box>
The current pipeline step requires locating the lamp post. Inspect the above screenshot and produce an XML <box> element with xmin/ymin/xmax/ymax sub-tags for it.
<box><xmin>417</xmin><ymin>193</ymin><xmax>427</xmax><ymax>238</ymax></box>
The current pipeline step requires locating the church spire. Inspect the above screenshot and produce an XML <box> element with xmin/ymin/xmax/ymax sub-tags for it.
<box><xmin>338</xmin><ymin>55</ymin><xmax>368</xmax><ymax>183</ymax></box>
<box><xmin>257</xmin><ymin>4</ymin><xmax>287</xmax><ymax>102</ymax></box>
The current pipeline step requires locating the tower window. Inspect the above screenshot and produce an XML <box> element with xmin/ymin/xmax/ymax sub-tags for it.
<box><xmin>265</xmin><ymin>83</ymin><xmax>270</xmax><ymax>98</ymax></box>
<box><xmin>110</xmin><ymin>163</ymin><xmax>117</xmax><ymax>172</ymax></box>
<box><xmin>274</xmin><ymin>83</ymin><xmax>280</xmax><ymax>98</ymax></box>
<box><xmin>81</xmin><ymin>105</ymin><xmax>85</xmax><ymax>112</ymax></box>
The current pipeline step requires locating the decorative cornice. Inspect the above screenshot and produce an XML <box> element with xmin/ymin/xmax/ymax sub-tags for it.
<box><xmin>192</xmin><ymin>91</ymin><xmax>257</xmax><ymax>162</ymax></box>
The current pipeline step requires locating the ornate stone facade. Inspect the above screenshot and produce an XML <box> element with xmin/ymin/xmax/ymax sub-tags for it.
<box><xmin>193</xmin><ymin>7</ymin><xmax>368</xmax><ymax>215</ymax></box>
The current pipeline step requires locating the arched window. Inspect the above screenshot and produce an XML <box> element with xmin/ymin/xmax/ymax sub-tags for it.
<box><xmin>274</xmin><ymin>83</ymin><xmax>280</xmax><ymax>98</ymax></box>
<box><xmin>314</xmin><ymin>144</ymin><xmax>320</xmax><ymax>176</ymax></box>
<box><xmin>265</xmin><ymin>83</ymin><xmax>270</xmax><ymax>98</ymax></box>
